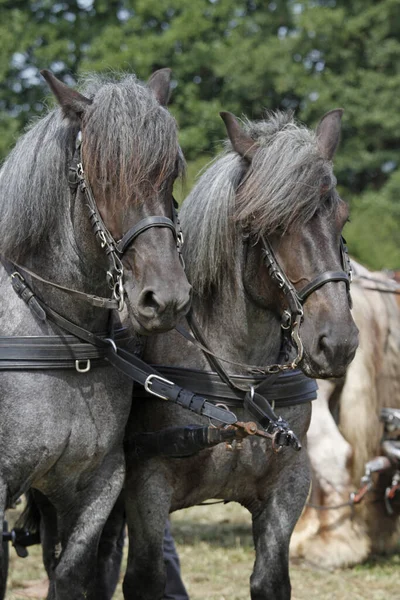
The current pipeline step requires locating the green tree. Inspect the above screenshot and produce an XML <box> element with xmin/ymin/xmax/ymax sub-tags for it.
<box><xmin>0</xmin><ymin>0</ymin><xmax>399</xmax><ymax>268</ymax></box>
<box><xmin>0</xmin><ymin>0</ymin><xmax>121</xmax><ymax>157</ymax></box>
<box><xmin>276</xmin><ymin>0</ymin><xmax>400</xmax><ymax>267</ymax></box>
<box><xmin>81</xmin><ymin>0</ymin><xmax>295</xmax><ymax>158</ymax></box>
<box><xmin>81</xmin><ymin>0</ymin><xmax>400</xmax><ymax>267</ymax></box>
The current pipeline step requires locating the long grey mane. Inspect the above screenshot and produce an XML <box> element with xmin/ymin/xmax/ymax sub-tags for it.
<box><xmin>181</xmin><ymin>111</ymin><xmax>337</xmax><ymax>297</ymax></box>
<box><xmin>0</xmin><ymin>73</ymin><xmax>181</xmax><ymax>260</ymax></box>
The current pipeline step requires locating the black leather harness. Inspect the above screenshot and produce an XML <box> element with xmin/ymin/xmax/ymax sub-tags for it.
<box><xmin>0</xmin><ymin>130</ymin><xmax>353</xmax><ymax>453</ymax></box>
<box><xmin>0</xmin><ymin>258</ymin><xmax>241</xmax><ymax>427</ymax></box>
<box><xmin>134</xmin><ymin>366</ymin><xmax>318</xmax><ymax>409</ymax></box>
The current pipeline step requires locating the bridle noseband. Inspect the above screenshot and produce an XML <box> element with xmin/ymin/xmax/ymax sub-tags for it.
<box><xmin>261</xmin><ymin>234</ymin><xmax>353</xmax><ymax>367</ymax></box>
<box><xmin>67</xmin><ymin>132</ymin><xmax>184</xmax><ymax>311</ymax></box>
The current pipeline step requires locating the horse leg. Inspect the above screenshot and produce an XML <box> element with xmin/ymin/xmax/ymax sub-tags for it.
<box><xmin>123</xmin><ymin>466</ymin><xmax>172</xmax><ymax>600</ymax></box>
<box><xmin>29</xmin><ymin>490</ymin><xmax>58</xmax><ymax>600</ymax></box>
<box><xmin>53</xmin><ymin>450</ymin><xmax>125</xmax><ymax>600</ymax></box>
<box><xmin>0</xmin><ymin>519</ymin><xmax>8</xmax><ymax>600</ymax></box>
<box><xmin>249</xmin><ymin>454</ymin><xmax>311</xmax><ymax>600</ymax></box>
<box><xmin>94</xmin><ymin>492</ymin><xmax>126</xmax><ymax>600</ymax></box>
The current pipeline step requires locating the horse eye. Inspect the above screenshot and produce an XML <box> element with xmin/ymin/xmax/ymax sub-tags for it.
<box><xmin>274</xmin><ymin>225</ymin><xmax>285</xmax><ymax>236</ymax></box>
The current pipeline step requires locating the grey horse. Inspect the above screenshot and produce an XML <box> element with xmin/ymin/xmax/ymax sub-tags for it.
<box><xmin>110</xmin><ymin>108</ymin><xmax>358</xmax><ymax>600</ymax></box>
<box><xmin>0</xmin><ymin>68</ymin><xmax>191</xmax><ymax>599</ymax></box>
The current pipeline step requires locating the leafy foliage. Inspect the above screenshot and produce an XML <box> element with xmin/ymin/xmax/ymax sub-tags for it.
<box><xmin>0</xmin><ymin>0</ymin><xmax>399</xmax><ymax>268</ymax></box>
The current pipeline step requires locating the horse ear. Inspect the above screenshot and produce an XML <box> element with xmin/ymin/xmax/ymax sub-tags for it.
<box><xmin>40</xmin><ymin>70</ymin><xmax>92</xmax><ymax>121</ymax></box>
<box><xmin>147</xmin><ymin>68</ymin><xmax>172</xmax><ymax>106</ymax></box>
<box><xmin>220</xmin><ymin>111</ymin><xmax>257</xmax><ymax>162</ymax></box>
<box><xmin>316</xmin><ymin>108</ymin><xmax>344</xmax><ymax>160</ymax></box>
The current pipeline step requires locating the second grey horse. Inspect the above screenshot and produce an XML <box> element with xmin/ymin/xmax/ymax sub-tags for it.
<box><xmin>97</xmin><ymin>107</ymin><xmax>359</xmax><ymax>600</ymax></box>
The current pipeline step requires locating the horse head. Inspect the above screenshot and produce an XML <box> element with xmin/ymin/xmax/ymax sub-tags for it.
<box><xmin>41</xmin><ymin>69</ymin><xmax>191</xmax><ymax>334</ymax></box>
<box><xmin>221</xmin><ymin>109</ymin><xmax>358</xmax><ymax>378</ymax></box>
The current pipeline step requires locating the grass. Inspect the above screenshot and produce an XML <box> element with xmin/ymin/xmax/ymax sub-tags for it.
<box><xmin>4</xmin><ymin>503</ymin><xmax>400</xmax><ymax>599</ymax></box>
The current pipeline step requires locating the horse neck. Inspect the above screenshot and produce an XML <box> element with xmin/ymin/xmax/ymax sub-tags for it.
<box><xmin>192</xmin><ymin>259</ymin><xmax>282</xmax><ymax>376</ymax></box>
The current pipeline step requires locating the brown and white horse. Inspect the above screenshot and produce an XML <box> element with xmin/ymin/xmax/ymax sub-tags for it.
<box><xmin>291</xmin><ymin>261</ymin><xmax>400</xmax><ymax>569</ymax></box>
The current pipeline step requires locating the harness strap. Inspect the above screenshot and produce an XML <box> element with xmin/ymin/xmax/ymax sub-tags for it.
<box><xmin>0</xmin><ymin>337</ymin><xmax>106</xmax><ymax>361</ymax></box>
<box><xmin>175</xmin><ymin>313</ymin><xmax>289</xmax><ymax>379</ymax></box>
<box><xmin>9</xmin><ymin>270</ymin><xmax>46</xmax><ymax>322</ymax></box>
<box><xmin>1</xmin><ymin>258</ymin><xmax>120</xmax><ymax>310</ymax></box>
<box><xmin>133</xmin><ymin>365</ymin><xmax>318</xmax><ymax>409</ymax></box>
<box><xmin>1</xmin><ymin>266</ymin><xmax>307</xmax><ymax>451</ymax></box>
<box><xmin>177</xmin><ymin>311</ymin><xmax>304</xmax><ymax>450</ymax></box>
<box><xmin>4</xmin><ymin>276</ymin><xmax>239</xmax><ymax>426</ymax></box>
<box><xmin>180</xmin><ymin>310</ymin><xmax>297</xmax><ymax>385</ymax></box>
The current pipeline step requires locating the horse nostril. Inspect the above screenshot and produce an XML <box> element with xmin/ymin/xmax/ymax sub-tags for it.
<box><xmin>138</xmin><ymin>290</ymin><xmax>163</xmax><ymax>316</ymax></box>
<box><xmin>137</xmin><ymin>286</ymin><xmax>191</xmax><ymax>321</ymax></box>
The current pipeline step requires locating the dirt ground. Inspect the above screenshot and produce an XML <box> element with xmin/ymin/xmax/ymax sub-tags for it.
<box><xmin>5</xmin><ymin>502</ymin><xmax>400</xmax><ymax>599</ymax></box>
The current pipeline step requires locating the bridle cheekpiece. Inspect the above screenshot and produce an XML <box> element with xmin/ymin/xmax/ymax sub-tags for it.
<box><xmin>68</xmin><ymin>131</ymin><xmax>184</xmax><ymax>312</ymax></box>
<box><xmin>261</xmin><ymin>234</ymin><xmax>353</xmax><ymax>369</ymax></box>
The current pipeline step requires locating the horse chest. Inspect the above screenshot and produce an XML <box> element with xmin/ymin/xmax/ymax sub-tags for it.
<box><xmin>65</xmin><ymin>379</ymin><xmax>131</xmax><ymax>461</ymax></box>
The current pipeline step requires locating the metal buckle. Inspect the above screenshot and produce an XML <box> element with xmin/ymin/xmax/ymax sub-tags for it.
<box><xmin>215</xmin><ymin>402</ymin><xmax>230</xmax><ymax>412</ymax></box>
<box><xmin>76</xmin><ymin>162</ymin><xmax>84</xmax><ymax>179</ymax></box>
<box><xmin>75</xmin><ymin>359</ymin><xmax>91</xmax><ymax>373</ymax></box>
<box><xmin>113</xmin><ymin>276</ymin><xmax>125</xmax><ymax>312</ymax></box>
<box><xmin>104</xmin><ymin>338</ymin><xmax>117</xmax><ymax>353</ymax></box>
<box><xmin>291</xmin><ymin>318</ymin><xmax>304</xmax><ymax>366</ymax></box>
<box><xmin>98</xmin><ymin>231</ymin><xmax>107</xmax><ymax>249</ymax></box>
<box><xmin>144</xmin><ymin>374</ymin><xmax>174</xmax><ymax>400</ymax></box>
<box><xmin>274</xmin><ymin>272</ymin><xmax>285</xmax><ymax>288</ymax></box>
<box><xmin>281</xmin><ymin>310</ymin><xmax>291</xmax><ymax>330</ymax></box>
<box><xmin>107</xmin><ymin>271</ymin><xmax>115</xmax><ymax>289</ymax></box>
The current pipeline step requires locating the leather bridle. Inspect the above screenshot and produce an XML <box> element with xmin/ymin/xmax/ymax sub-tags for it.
<box><xmin>261</xmin><ymin>234</ymin><xmax>353</xmax><ymax>369</ymax></box>
<box><xmin>179</xmin><ymin>233</ymin><xmax>353</xmax><ymax>378</ymax></box>
<box><xmin>67</xmin><ymin>131</ymin><xmax>184</xmax><ymax>312</ymax></box>
<box><xmin>2</xmin><ymin>131</ymin><xmax>184</xmax><ymax>313</ymax></box>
